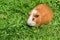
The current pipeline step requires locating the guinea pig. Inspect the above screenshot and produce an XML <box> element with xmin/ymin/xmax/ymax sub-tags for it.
<box><xmin>27</xmin><ymin>4</ymin><xmax>53</xmax><ymax>27</ymax></box>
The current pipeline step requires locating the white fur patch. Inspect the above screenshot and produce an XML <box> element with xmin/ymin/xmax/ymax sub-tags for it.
<box><xmin>27</xmin><ymin>15</ymin><xmax>36</xmax><ymax>26</ymax></box>
<box><xmin>31</xmin><ymin>9</ymin><xmax>37</xmax><ymax>14</ymax></box>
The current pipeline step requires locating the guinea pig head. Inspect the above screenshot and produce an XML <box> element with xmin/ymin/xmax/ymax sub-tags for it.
<box><xmin>27</xmin><ymin>9</ymin><xmax>41</xmax><ymax>26</ymax></box>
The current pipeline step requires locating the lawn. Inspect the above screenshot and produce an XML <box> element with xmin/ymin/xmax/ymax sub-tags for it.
<box><xmin>0</xmin><ymin>0</ymin><xmax>60</xmax><ymax>40</ymax></box>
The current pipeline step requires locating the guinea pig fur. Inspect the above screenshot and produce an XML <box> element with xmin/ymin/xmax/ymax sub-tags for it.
<box><xmin>27</xmin><ymin>4</ymin><xmax>53</xmax><ymax>26</ymax></box>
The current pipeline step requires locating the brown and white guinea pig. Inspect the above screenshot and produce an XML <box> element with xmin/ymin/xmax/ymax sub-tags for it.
<box><xmin>27</xmin><ymin>4</ymin><xmax>53</xmax><ymax>27</ymax></box>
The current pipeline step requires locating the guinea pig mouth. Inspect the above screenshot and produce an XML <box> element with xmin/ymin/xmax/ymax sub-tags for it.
<box><xmin>27</xmin><ymin>20</ymin><xmax>36</xmax><ymax>26</ymax></box>
<box><xmin>27</xmin><ymin>15</ymin><xmax>36</xmax><ymax>26</ymax></box>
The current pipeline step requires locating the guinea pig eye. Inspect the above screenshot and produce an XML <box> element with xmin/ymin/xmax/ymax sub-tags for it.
<box><xmin>32</xmin><ymin>18</ymin><xmax>34</xmax><ymax>20</ymax></box>
<box><xmin>34</xmin><ymin>15</ymin><xmax>39</xmax><ymax>18</ymax></box>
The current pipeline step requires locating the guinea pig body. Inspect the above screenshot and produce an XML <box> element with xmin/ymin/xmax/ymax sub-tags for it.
<box><xmin>27</xmin><ymin>4</ymin><xmax>53</xmax><ymax>26</ymax></box>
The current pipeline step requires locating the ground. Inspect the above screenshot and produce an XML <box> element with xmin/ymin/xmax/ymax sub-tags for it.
<box><xmin>0</xmin><ymin>0</ymin><xmax>60</xmax><ymax>40</ymax></box>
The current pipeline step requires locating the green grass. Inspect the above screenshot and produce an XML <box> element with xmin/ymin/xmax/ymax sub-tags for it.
<box><xmin>0</xmin><ymin>0</ymin><xmax>60</xmax><ymax>40</ymax></box>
